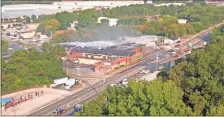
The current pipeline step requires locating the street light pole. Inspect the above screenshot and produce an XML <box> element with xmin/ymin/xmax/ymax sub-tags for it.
<box><xmin>156</xmin><ymin>51</ymin><xmax>159</xmax><ymax>70</ymax></box>
<box><xmin>66</xmin><ymin>61</ymin><xmax>68</xmax><ymax>75</ymax></box>
<box><xmin>103</xmin><ymin>79</ymin><xmax>106</xmax><ymax>88</ymax></box>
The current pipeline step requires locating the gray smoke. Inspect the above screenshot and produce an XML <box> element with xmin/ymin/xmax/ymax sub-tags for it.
<box><xmin>91</xmin><ymin>24</ymin><xmax>142</xmax><ymax>41</ymax></box>
<box><xmin>67</xmin><ymin>23</ymin><xmax>141</xmax><ymax>42</ymax></box>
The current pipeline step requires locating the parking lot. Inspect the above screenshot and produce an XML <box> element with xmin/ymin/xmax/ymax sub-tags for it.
<box><xmin>1</xmin><ymin>23</ymin><xmax>50</xmax><ymax>49</ymax></box>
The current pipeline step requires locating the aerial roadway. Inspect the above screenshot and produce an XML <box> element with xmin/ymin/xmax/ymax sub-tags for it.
<box><xmin>29</xmin><ymin>22</ymin><xmax>224</xmax><ymax>116</ymax></box>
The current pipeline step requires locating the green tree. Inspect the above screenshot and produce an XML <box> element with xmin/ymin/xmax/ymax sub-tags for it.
<box><xmin>55</xmin><ymin>11</ymin><xmax>75</xmax><ymax>30</ymax></box>
<box><xmin>2</xmin><ymin>40</ymin><xmax>9</xmax><ymax>53</ymax></box>
<box><xmin>45</xmin><ymin>19</ymin><xmax>61</xmax><ymax>33</ymax></box>
<box><xmin>2</xmin><ymin>43</ymin><xmax>66</xmax><ymax>94</ymax></box>
<box><xmin>77</xmin><ymin>79</ymin><xmax>193</xmax><ymax>116</ymax></box>
<box><xmin>31</xmin><ymin>15</ymin><xmax>37</xmax><ymax>22</ymax></box>
<box><xmin>26</xmin><ymin>17</ymin><xmax>31</xmax><ymax>23</ymax></box>
<box><xmin>77</xmin><ymin>9</ymin><xmax>99</xmax><ymax>28</ymax></box>
<box><xmin>75</xmin><ymin>25</ymin><xmax>224</xmax><ymax>116</ymax></box>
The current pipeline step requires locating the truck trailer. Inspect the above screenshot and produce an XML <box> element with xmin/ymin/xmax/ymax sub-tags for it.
<box><xmin>64</xmin><ymin>79</ymin><xmax>77</xmax><ymax>89</ymax></box>
<box><xmin>51</xmin><ymin>77</ymin><xmax>69</xmax><ymax>87</ymax></box>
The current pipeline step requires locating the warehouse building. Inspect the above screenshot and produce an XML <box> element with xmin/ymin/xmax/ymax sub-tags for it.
<box><xmin>61</xmin><ymin>35</ymin><xmax>157</xmax><ymax>74</ymax></box>
<box><xmin>64</xmin><ymin>43</ymin><xmax>147</xmax><ymax>74</ymax></box>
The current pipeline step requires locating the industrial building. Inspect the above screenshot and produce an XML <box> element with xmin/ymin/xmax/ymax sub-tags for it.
<box><xmin>65</xmin><ymin>44</ymin><xmax>143</xmax><ymax>74</ymax></box>
<box><xmin>62</xmin><ymin>35</ymin><xmax>157</xmax><ymax>74</ymax></box>
<box><xmin>1</xmin><ymin>1</ymin><xmax>145</xmax><ymax>22</ymax></box>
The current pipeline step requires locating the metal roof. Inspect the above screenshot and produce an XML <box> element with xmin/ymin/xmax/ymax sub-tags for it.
<box><xmin>70</xmin><ymin>46</ymin><xmax>135</xmax><ymax>57</ymax></box>
<box><xmin>2</xmin><ymin>9</ymin><xmax>51</xmax><ymax>19</ymax></box>
<box><xmin>1</xmin><ymin>97</ymin><xmax>12</xmax><ymax>105</ymax></box>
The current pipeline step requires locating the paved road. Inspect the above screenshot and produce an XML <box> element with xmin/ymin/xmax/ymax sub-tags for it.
<box><xmin>62</xmin><ymin>23</ymin><xmax>222</xmax><ymax>116</ymax></box>
<box><xmin>30</xmin><ymin>51</ymin><xmax>161</xmax><ymax>116</ymax></box>
<box><xmin>29</xmin><ymin>22</ymin><xmax>224</xmax><ymax>116</ymax></box>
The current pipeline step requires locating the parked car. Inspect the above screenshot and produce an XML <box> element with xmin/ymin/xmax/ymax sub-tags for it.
<box><xmin>53</xmin><ymin>108</ymin><xmax>65</xmax><ymax>115</ymax></box>
<box><xmin>188</xmin><ymin>43</ymin><xmax>192</xmax><ymax>47</ymax></box>
<box><xmin>143</xmin><ymin>70</ymin><xmax>150</xmax><ymax>74</ymax></box>
<box><xmin>74</xmin><ymin>104</ymin><xmax>83</xmax><ymax>112</ymax></box>
<box><xmin>138</xmin><ymin>70</ymin><xmax>144</xmax><ymax>74</ymax></box>
<box><xmin>176</xmin><ymin>40</ymin><xmax>181</xmax><ymax>43</ymax></box>
<box><xmin>73</xmin><ymin>60</ymin><xmax>79</xmax><ymax>63</ymax></box>
<box><xmin>150</xmin><ymin>70</ymin><xmax>155</xmax><ymax>73</ymax></box>
<box><xmin>121</xmin><ymin>79</ymin><xmax>128</xmax><ymax>85</ymax></box>
<box><xmin>174</xmin><ymin>47</ymin><xmax>179</xmax><ymax>50</ymax></box>
<box><xmin>6</xmin><ymin>33</ymin><xmax>10</xmax><ymax>36</ymax></box>
<box><xmin>110</xmin><ymin>84</ymin><xmax>116</xmax><ymax>87</ymax></box>
<box><xmin>139</xmin><ymin>69</ymin><xmax>150</xmax><ymax>74</ymax></box>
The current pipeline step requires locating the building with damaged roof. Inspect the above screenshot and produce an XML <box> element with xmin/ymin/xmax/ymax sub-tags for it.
<box><xmin>65</xmin><ymin>43</ymin><xmax>146</xmax><ymax>74</ymax></box>
<box><xmin>62</xmin><ymin>35</ymin><xmax>157</xmax><ymax>74</ymax></box>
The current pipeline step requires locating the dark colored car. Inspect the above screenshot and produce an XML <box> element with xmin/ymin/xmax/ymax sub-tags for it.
<box><xmin>53</xmin><ymin>108</ymin><xmax>65</xmax><ymax>115</ymax></box>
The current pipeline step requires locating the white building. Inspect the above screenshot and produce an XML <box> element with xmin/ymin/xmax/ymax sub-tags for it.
<box><xmin>108</xmin><ymin>18</ymin><xmax>119</xmax><ymax>26</ymax></box>
<box><xmin>98</xmin><ymin>17</ymin><xmax>108</xmax><ymax>23</ymax></box>
<box><xmin>2</xmin><ymin>1</ymin><xmax>144</xmax><ymax>21</ymax></box>
<box><xmin>178</xmin><ymin>19</ymin><xmax>188</xmax><ymax>24</ymax></box>
<box><xmin>98</xmin><ymin>17</ymin><xmax>118</xmax><ymax>27</ymax></box>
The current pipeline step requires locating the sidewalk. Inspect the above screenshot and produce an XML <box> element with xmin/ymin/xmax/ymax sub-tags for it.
<box><xmin>1</xmin><ymin>88</ymin><xmax>72</xmax><ymax>116</ymax></box>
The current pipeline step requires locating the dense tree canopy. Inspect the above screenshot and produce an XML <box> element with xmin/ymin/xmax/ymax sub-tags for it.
<box><xmin>75</xmin><ymin>25</ymin><xmax>224</xmax><ymax>116</ymax></box>
<box><xmin>36</xmin><ymin>11</ymin><xmax>76</xmax><ymax>34</ymax></box>
<box><xmin>55</xmin><ymin>11</ymin><xmax>75</xmax><ymax>30</ymax></box>
<box><xmin>1</xmin><ymin>43</ymin><xmax>66</xmax><ymax>94</ymax></box>
<box><xmin>45</xmin><ymin>19</ymin><xmax>61</xmax><ymax>33</ymax></box>
<box><xmin>101</xmin><ymin>3</ymin><xmax>224</xmax><ymax>37</ymax></box>
<box><xmin>77</xmin><ymin>9</ymin><xmax>99</xmax><ymax>28</ymax></box>
<box><xmin>77</xmin><ymin>79</ymin><xmax>193</xmax><ymax>116</ymax></box>
<box><xmin>118</xmin><ymin>17</ymin><xmax>146</xmax><ymax>25</ymax></box>
<box><xmin>167</xmin><ymin>25</ymin><xmax>224</xmax><ymax>115</ymax></box>
<box><xmin>2</xmin><ymin>40</ymin><xmax>9</xmax><ymax>53</ymax></box>
<box><xmin>35</xmin><ymin>3</ymin><xmax>224</xmax><ymax>39</ymax></box>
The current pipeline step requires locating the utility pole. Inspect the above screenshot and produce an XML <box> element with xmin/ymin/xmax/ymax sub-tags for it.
<box><xmin>66</xmin><ymin>61</ymin><xmax>68</xmax><ymax>75</ymax></box>
<box><xmin>102</xmin><ymin>79</ymin><xmax>105</xmax><ymax>88</ymax></box>
<box><xmin>156</xmin><ymin>51</ymin><xmax>159</xmax><ymax>70</ymax></box>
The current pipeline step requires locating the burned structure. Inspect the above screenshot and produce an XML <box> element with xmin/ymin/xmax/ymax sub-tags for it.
<box><xmin>61</xmin><ymin>35</ymin><xmax>157</xmax><ymax>74</ymax></box>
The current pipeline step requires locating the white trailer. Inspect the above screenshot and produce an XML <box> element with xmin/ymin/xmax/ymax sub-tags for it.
<box><xmin>64</xmin><ymin>79</ymin><xmax>77</xmax><ymax>89</ymax></box>
<box><xmin>51</xmin><ymin>77</ymin><xmax>68</xmax><ymax>87</ymax></box>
